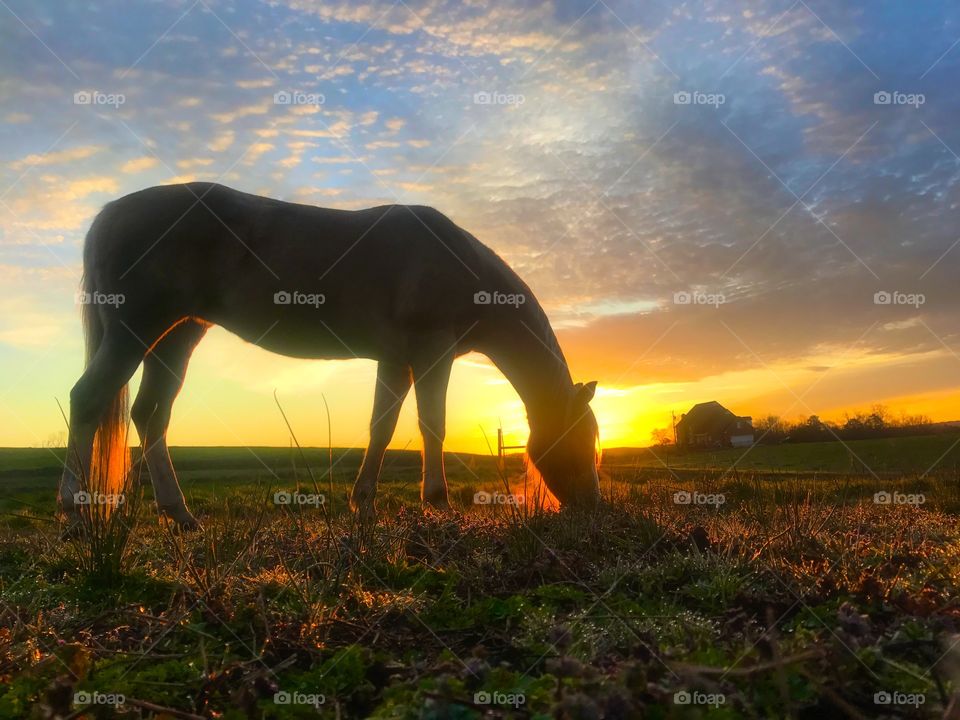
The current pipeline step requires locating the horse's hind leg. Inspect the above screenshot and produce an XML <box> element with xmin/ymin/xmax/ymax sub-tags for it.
<box><xmin>350</xmin><ymin>360</ymin><xmax>412</xmax><ymax>518</ymax></box>
<box><xmin>412</xmin><ymin>340</ymin><xmax>455</xmax><ymax>510</ymax></box>
<box><xmin>131</xmin><ymin>318</ymin><xmax>208</xmax><ymax>529</ymax></box>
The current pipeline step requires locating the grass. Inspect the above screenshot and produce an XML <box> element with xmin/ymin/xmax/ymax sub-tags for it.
<box><xmin>1</xmin><ymin>440</ymin><xmax>959</xmax><ymax>718</ymax></box>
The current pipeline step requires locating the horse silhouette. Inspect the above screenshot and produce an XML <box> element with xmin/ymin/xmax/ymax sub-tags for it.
<box><xmin>59</xmin><ymin>183</ymin><xmax>601</xmax><ymax>531</ymax></box>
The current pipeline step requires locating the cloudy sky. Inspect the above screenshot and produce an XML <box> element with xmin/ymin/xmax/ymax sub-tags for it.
<box><xmin>1</xmin><ymin>0</ymin><xmax>958</xmax><ymax>451</ymax></box>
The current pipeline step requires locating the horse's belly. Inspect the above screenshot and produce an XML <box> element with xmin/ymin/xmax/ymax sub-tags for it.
<box><xmin>211</xmin><ymin>312</ymin><xmax>379</xmax><ymax>360</ymax></box>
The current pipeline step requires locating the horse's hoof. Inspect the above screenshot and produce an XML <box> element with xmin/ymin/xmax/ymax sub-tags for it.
<box><xmin>161</xmin><ymin>509</ymin><xmax>203</xmax><ymax>532</ymax></box>
<box><xmin>350</xmin><ymin>491</ymin><xmax>377</xmax><ymax>521</ymax></box>
<box><xmin>352</xmin><ymin>503</ymin><xmax>377</xmax><ymax>524</ymax></box>
<box><xmin>422</xmin><ymin>496</ymin><xmax>452</xmax><ymax>512</ymax></box>
<box><xmin>177</xmin><ymin>516</ymin><xmax>203</xmax><ymax>532</ymax></box>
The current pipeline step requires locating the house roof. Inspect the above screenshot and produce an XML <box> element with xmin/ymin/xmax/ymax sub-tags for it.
<box><xmin>677</xmin><ymin>401</ymin><xmax>752</xmax><ymax>436</ymax></box>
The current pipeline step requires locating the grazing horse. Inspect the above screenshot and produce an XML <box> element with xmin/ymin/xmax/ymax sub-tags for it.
<box><xmin>58</xmin><ymin>183</ymin><xmax>601</xmax><ymax>531</ymax></box>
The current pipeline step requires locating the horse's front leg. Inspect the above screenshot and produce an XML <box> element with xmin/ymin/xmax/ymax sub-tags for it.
<box><xmin>412</xmin><ymin>342</ymin><xmax>455</xmax><ymax>510</ymax></box>
<box><xmin>350</xmin><ymin>361</ymin><xmax>412</xmax><ymax>519</ymax></box>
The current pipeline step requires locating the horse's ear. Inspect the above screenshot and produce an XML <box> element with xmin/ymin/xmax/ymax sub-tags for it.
<box><xmin>577</xmin><ymin>381</ymin><xmax>597</xmax><ymax>404</ymax></box>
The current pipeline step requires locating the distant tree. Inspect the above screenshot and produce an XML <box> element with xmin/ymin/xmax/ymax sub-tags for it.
<box><xmin>843</xmin><ymin>415</ymin><xmax>865</xmax><ymax>433</ymax></box>
<box><xmin>650</xmin><ymin>427</ymin><xmax>673</xmax><ymax>447</ymax></box>
<box><xmin>896</xmin><ymin>412</ymin><xmax>932</xmax><ymax>428</ymax></box>
<box><xmin>870</xmin><ymin>404</ymin><xmax>891</xmax><ymax>423</ymax></box>
<box><xmin>41</xmin><ymin>431</ymin><xmax>66</xmax><ymax>449</ymax></box>
<box><xmin>754</xmin><ymin>415</ymin><xmax>787</xmax><ymax>444</ymax></box>
<box><xmin>792</xmin><ymin>415</ymin><xmax>834</xmax><ymax>442</ymax></box>
<box><xmin>841</xmin><ymin>405</ymin><xmax>889</xmax><ymax>438</ymax></box>
<box><xmin>748</xmin><ymin>406</ymin><xmax>937</xmax><ymax>445</ymax></box>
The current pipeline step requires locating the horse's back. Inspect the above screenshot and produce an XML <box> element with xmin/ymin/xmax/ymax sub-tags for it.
<box><xmin>92</xmin><ymin>183</ymin><xmax>486</xmax><ymax>268</ymax></box>
<box><xmin>83</xmin><ymin>184</ymin><xmax>522</xmax><ymax>357</ymax></box>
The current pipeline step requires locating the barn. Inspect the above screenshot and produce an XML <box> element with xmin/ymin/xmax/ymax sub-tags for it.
<box><xmin>675</xmin><ymin>401</ymin><xmax>754</xmax><ymax>448</ymax></box>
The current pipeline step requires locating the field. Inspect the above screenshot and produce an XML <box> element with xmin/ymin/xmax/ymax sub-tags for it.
<box><xmin>2</xmin><ymin>436</ymin><xmax>960</xmax><ymax>718</ymax></box>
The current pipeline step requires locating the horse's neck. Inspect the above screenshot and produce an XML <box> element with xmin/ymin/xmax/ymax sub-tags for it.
<box><xmin>482</xmin><ymin>308</ymin><xmax>572</xmax><ymax>426</ymax></box>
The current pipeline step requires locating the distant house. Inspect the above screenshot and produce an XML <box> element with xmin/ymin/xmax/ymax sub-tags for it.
<box><xmin>675</xmin><ymin>401</ymin><xmax>754</xmax><ymax>448</ymax></box>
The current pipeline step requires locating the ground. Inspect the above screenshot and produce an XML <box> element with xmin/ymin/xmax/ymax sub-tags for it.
<box><xmin>1</xmin><ymin>436</ymin><xmax>959</xmax><ymax>718</ymax></box>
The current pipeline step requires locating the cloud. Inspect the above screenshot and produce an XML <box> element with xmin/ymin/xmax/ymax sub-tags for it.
<box><xmin>1</xmin><ymin>174</ymin><xmax>118</xmax><ymax>236</ymax></box>
<box><xmin>208</xmin><ymin>131</ymin><xmax>236</xmax><ymax>152</ymax></box>
<box><xmin>236</xmin><ymin>78</ymin><xmax>275</xmax><ymax>89</ymax></box>
<box><xmin>10</xmin><ymin>145</ymin><xmax>102</xmax><ymax>171</ymax></box>
<box><xmin>243</xmin><ymin>143</ymin><xmax>275</xmax><ymax>164</ymax></box>
<box><xmin>211</xmin><ymin>101</ymin><xmax>272</xmax><ymax>124</ymax></box>
<box><xmin>176</xmin><ymin>158</ymin><xmax>215</xmax><ymax>170</ymax></box>
<box><xmin>120</xmin><ymin>156</ymin><xmax>160</xmax><ymax>173</ymax></box>
<box><xmin>277</xmin><ymin>141</ymin><xmax>318</xmax><ymax>168</ymax></box>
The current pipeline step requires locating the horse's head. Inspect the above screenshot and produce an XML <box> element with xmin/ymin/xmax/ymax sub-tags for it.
<box><xmin>527</xmin><ymin>380</ymin><xmax>601</xmax><ymax>507</ymax></box>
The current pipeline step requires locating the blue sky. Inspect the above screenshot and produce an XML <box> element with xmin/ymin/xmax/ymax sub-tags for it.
<box><xmin>2</xmin><ymin>0</ymin><xmax>960</xmax><ymax>449</ymax></box>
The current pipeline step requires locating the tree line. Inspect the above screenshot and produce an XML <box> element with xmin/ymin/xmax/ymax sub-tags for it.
<box><xmin>650</xmin><ymin>405</ymin><xmax>950</xmax><ymax>446</ymax></box>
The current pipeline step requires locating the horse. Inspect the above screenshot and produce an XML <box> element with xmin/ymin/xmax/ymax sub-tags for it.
<box><xmin>58</xmin><ymin>182</ymin><xmax>602</xmax><ymax>532</ymax></box>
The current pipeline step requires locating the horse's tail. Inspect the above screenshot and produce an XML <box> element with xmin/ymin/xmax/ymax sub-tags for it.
<box><xmin>80</xmin><ymin>220</ymin><xmax>130</xmax><ymax>500</ymax></box>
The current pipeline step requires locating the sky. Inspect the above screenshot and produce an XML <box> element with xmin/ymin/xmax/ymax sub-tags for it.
<box><xmin>1</xmin><ymin>0</ymin><xmax>959</xmax><ymax>453</ymax></box>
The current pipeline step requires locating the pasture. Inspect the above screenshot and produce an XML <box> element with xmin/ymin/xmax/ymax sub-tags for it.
<box><xmin>1</xmin><ymin>437</ymin><xmax>959</xmax><ymax>718</ymax></box>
